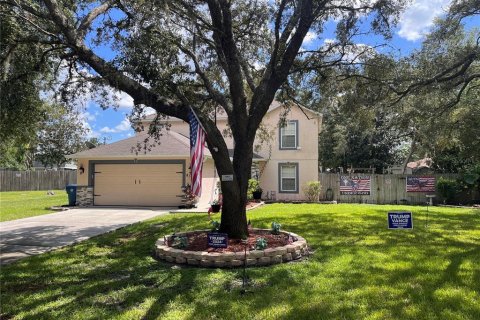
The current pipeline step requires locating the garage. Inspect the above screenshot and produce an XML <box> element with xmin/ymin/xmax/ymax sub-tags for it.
<box><xmin>68</xmin><ymin>132</ymin><xmax>197</xmax><ymax>207</ymax></box>
<box><xmin>93</xmin><ymin>162</ymin><xmax>185</xmax><ymax>206</ymax></box>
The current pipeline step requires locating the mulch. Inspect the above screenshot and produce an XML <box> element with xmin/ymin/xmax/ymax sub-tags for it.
<box><xmin>170</xmin><ymin>229</ymin><xmax>292</xmax><ymax>253</ymax></box>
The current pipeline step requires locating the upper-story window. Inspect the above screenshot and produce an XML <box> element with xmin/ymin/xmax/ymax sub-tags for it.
<box><xmin>279</xmin><ymin>120</ymin><xmax>298</xmax><ymax>149</ymax></box>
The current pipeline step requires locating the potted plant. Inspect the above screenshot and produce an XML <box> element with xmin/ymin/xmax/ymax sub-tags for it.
<box><xmin>248</xmin><ymin>179</ymin><xmax>263</xmax><ymax>200</ymax></box>
<box><xmin>252</xmin><ymin>186</ymin><xmax>263</xmax><ymax>200</ymax></box>
<box><xmin>210</xmin><ymin>199</ymin><xmax>221</xmax><ymax>213</ymax></box>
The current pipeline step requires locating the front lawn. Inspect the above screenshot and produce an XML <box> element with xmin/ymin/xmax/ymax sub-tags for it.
<box><xmin>0</xmin><ymin>190</ymin><xmax>67</xmax><ymax>222</ymax></box>
<box><xmin>1</xmin><ymin>204</ymin><xmax>479</xmax><ymax>319</ymax></box>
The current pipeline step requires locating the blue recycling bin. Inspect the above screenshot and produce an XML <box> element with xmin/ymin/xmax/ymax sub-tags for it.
<box><xmin>66</xmin><ymin>184</ymin><xmax>77</xmax><ymax>206</ymax></box>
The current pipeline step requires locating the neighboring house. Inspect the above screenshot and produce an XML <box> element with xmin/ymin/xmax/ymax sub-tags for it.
<box><xmin>68</xmin><ymin>101</ymin><xmax>322</xmax><ymax>207</ymax></box>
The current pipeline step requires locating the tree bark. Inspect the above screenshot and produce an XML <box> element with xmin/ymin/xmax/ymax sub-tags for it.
<box><xmin>402</xmin><ymin>132</ymin><xmax>416</xmax><ymax>174</ymax></box>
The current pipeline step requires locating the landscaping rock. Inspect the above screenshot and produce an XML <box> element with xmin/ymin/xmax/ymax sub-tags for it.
<box><xmin>258</xmin><ymin>257</ymin><xmax>271</xmax><ymax>265</ymax></box>
<box><xmin>200</xmin><ymin>259</ymin><xmax>213</xmax><ymax>267</ymax></box>
<box><xmin>155</xmin><ymin>229</ymin><xmax>309</xmax><ymax>268</ymax></box>
<box><xmin>213</xmin><ymin>260</ymin><xmax>226</xmax><ymax>268</ymax></box>
<box><xmin>175</xmin><ymin>256</ymin><xmax>186</xmax><ymax>264</ymax></box>
<box><xmin>292</xmin><ymin>250</ymin><xmax>302</xmax><ymax>260</ymax></box>
<box><xmin>282</xmin><ymin>253</ymin><xmax>293</xmax><ymax>262</ymax></box>
<box><xmin>229</xmin><ymin>259</ymin><xmax>243</xmax><ymax>267</ymax></box>
<box><xmin>249</xmin><ymin>250</ymin><xmax>265</xmax><ymax>258</ymax></box>
<box><xmin>246</xmin><ymin>258</ymin><xmax>257</xmax><ymax>266</ymax></box>
<box><xmin>272</xmin><ymin>255</ymin><xmax>283</xmax><ymax>264</ymax></box>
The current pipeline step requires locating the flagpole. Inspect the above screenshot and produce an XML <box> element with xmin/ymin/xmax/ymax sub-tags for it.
<box><xmin>189</xmin><ymin>106</ymin><xmax>206</xmax><ymax>132</ymax></box>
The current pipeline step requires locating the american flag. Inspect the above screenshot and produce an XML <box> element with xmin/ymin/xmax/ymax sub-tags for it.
<box><xmin>340</xmin><ymin>176</ymin><xmax>371</xmax><ymax>195</ymax></box>
<box><xmin>189</xmin><ymin>109</ymin><xmax>206</xmax><ymax>197</ymax></box>
<box><xmin>406</xmin><ymin>176</ymin><xmax>435</xmax><ymax>192</ymax></box>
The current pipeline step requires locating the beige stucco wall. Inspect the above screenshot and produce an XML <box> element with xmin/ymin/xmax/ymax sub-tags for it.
<box><xmin>255</xmin><ymin>106</ymin><xmax>321</xmax><ymax>200</ymax></box>
<box><xmin>135</xmin><ymin>104</ymin><xmax>321</xmax><ymax>201</ymax></box>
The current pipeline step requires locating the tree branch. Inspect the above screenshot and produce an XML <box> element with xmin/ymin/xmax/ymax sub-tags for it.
<box><xmin>77</xmin><ymin>2</ymin><xmax>112</xmax><ymax>38</ymax></box>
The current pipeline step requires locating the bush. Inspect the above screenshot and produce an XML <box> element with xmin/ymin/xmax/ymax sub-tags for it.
<box><xmin>210</xmin><ymin>220</ymin><xmax>220</xmax><ymax>232</ymax></box>
<box><xmin>302</xmin><ymin>181</ymin><xmax>322</xmax><ymax>202</ymax></box>
<box><xmin>255</xmin><ymin>237</ymin><xmax>268</xmax><ymax>250</ymax></box>
<box><xmin>271</xmin><ymin>221</ymin><xmax>281</xmax><ymax>235</ymax></box>
<box><xmin>247</xmin><ymin>179</ymin><xmax>261</xmax><ymax>200</ymax></box>
<box><xmin>437</xmin><ymin>177</ymin><xmax>458</xmax><ymax>204</ymax></box>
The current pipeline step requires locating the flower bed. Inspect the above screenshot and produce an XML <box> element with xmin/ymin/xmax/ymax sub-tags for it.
<box><xmin>155</xmin><ymin>228</ymin><xmax>308</xmax><ymax>268</ymax></box>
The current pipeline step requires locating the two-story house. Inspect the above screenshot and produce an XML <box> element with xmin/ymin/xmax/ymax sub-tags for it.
<box><xmin>69</xmin><ymin>101</ymin><xmax>322</xmax><ymax>207</ymax></box>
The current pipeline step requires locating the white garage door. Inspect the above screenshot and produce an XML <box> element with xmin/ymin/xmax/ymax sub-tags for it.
<box><xmin>94</xmin><ymin>163</ymin><xmax>184</xmax><ymax>206</ymax></box>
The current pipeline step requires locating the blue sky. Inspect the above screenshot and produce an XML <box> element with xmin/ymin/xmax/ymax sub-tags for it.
<box><xmin>80</xmin><ymin>0</ymin><xmax>457</xmax><ymax>143</ymax></box>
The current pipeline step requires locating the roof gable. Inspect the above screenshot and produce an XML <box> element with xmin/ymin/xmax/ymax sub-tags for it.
<box><xmin>68</xmin><ymin>131</ymin><xmax>211</xmax><ymax>159</ymax></box>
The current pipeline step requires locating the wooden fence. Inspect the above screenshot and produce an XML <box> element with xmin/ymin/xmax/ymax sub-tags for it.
<box><xmin>0</xmin><ymin>170</ymin><xmax>77</xmax><ymax>192</ymax></box>
<box><xmin>318</xmin><ymin>173</ymin><xmax>461</xmax><ymax>205</ymax></box>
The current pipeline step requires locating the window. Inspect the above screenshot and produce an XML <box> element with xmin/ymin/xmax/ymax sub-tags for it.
<box><xmin>279</xmin><ymin>163</ymin><xmax>298</xmax><ymax>193</ymax></box>
<box><xmin>280</xmin><ymin>120</ymin><xmax>298</xmax><ymax>149</ymax></box>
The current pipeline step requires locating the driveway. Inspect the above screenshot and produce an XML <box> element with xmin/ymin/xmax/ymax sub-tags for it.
<box><xmin>0</xmin><ymin>207</ymin><xmax>170</xmax><ymax>265</ymax></box>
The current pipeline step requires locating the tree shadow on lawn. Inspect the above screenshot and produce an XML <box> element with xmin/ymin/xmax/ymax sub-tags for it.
<box><xmin>247</xmin><ymin>208</ymin><xmax>480</xmax><ymax>319</ymax></box>
<box><xmin>0</xmin><ymin>215</ymin><xmax>211</xmax><ymax>319</ymax></box>
<box><xmin>2</xmin><ymin>210</ymin><xmax>479</xmax><ymax>319</ymax></box>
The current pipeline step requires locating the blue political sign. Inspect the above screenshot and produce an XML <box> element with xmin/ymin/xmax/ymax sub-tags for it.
<box><xmin>388</xmin><ymin>211</ymin><xmax>413</xmax><ymax>229</ymax></box>
<box><xmin>207</xmin><ymin>232</ymin><xmax>229</xmax><ymax>248</ymax></box>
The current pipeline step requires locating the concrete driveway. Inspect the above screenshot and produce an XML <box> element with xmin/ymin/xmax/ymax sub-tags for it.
<box><xmin>0</xmin><ymin>207</ymin><xmax>170</xmax><ymax>265</ymax></box>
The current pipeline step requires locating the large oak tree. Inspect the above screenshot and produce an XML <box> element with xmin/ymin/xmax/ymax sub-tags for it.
<box><xmin>1</xmin><ymin>0</ymin><xmax>413</xmax><ymax>237</ymax></box>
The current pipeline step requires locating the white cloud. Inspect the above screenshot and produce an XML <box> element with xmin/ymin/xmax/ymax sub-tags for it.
<box><xmin>100</xmin><ymin>118</ymin><xmax>132</xmax><ymax>133</ymax></box>
<box><xmin>81</xmin><ymin>118</ymin><xmax>100</xmax><ymax>139</ymax></box>
<box><xmin>323</xmin><ymin>38</ymin><xmax>336</xmax><ymax>45</ymax></box>
<box><xmin>82</xmin><ymin>111</ymin><xmax>97</xmax><ymax>122</ymax></box>
<box><xmin>398</xmin><ymin>0</ymin><xmax>451</xmax><ymax>41</ymax></box>
<box><xmin>114</xmin><ymin>91</ymin><xmax>135</xmax><ymax>109</ymax></box>
<box><xmin>302</xmin><ymin>31</ymin><xmax>317</xmax><ymax>44</ymax></box>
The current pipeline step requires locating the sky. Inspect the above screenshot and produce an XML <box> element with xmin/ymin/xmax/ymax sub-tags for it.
<box><xmin>80</xmin><ymin>0</ymin><xmax>455</xmax><ymax>143</ymax></box>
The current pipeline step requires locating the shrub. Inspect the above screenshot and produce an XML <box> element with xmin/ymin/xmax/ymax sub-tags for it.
<box><xmin>210</xmin><ymin>220</ymin><xmax>220</xmax><ymax>232</ymax></box>
<box><xmin>255</xmin><ymin>237</ymin><xmax>268</xmax><ymax>250</ymax></box>
<box><xmin>271</xmin><ymin>221</ymin><xmax>281</xmax><ymax>235</ymax></box>
<box><xmin>247</xmin><ymin>179</ymin><xmax>261</xmax><ymax>199</ymax></box>
<box><xmin>171</xmin><ymin>236</ymin><xmax>188</xmax><ymax>249</ymax></box>
<box><xmin>437</xmin><ymin>177</ymin><xmax>458</xmax><ymax>204</ymax></box>
<box><xmin>302</xmin><ymin>181</ymin><xmax>322</xmax><ymax>202</ymax></box>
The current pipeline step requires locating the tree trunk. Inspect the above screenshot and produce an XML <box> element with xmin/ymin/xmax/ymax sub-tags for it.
<box><xmin>214</xmin><ymin>138</ymin><xmax>253</xmax><ymax>239</ymax></box>
<box><xmin>402</xmin><ymin>132</ymin><xmax>416</xmax><ymax>174</ymax></box>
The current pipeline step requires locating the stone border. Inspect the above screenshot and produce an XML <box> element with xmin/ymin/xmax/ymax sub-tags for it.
<box><xmin>154</xmin><ymin>228</ymin><xmax>308</xmax><ymax>268</ymax></box>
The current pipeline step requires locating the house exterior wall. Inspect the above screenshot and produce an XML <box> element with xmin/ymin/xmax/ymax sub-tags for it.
<box><xmin>255</xmin><ymin>106</ymin><xmax>321</xmax><ymax>200</ymax></box>
<box><xmin>139</xmin><ymin>104</ymin><xmax>321</xmax><ymax>201</ymax></box>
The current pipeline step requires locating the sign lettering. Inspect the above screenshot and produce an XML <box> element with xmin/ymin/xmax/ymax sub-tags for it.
<box><xmin>388</xmin><ymin>211</ymin><xmax>413</xmax><ymax>229</ymax></box>
<box><xmin>207</xmin><ymin>232</ymin><xmax>229</xmax><ymax>248</ymax></box>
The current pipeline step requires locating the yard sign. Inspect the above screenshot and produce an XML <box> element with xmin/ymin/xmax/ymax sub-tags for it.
<box><xmin>340</xmin><ymin>176</ymin><xmax>371</xmax><ymax>195</ymax></box>
<box><xmin>207</xmin><ymin>233</ymin><xmax>228</xmax><ymax>248</ymax></box>
<box><xmin>388</xmin><ymin>211</ymin><xmax>413</xmax><ymax>229</ymax></box>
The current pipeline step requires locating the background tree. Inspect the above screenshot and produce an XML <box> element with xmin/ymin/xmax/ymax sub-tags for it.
<box><xmin>0</xmin><ymin>15</ymin><xmax>51</xmax><ymax>169</ymax></box>
<box><xmin>35</xmin><ymin>106</ymin><xmax>88</xmax><ymax>168</ymax></box>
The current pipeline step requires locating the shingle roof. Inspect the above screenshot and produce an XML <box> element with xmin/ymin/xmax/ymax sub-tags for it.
<box><xmin>140</xmin><ymin>100</ymin><xmax>321</xmax><ymax>122</ymax></box>
<box><xmin>68</xmin><ymin>131</ymin><xmax>211</xmax><ymax>159</ymax></box>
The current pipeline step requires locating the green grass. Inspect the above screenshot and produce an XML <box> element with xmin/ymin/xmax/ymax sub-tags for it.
<box><xmin>1</xmin><ymin>204</ymin><xmax>479</xmax><ymax>320</ymax></box>
<box><xmin>0</xmin><ymin>190</ymin><xmax>67</xmax><ymax>222</ymax></box>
